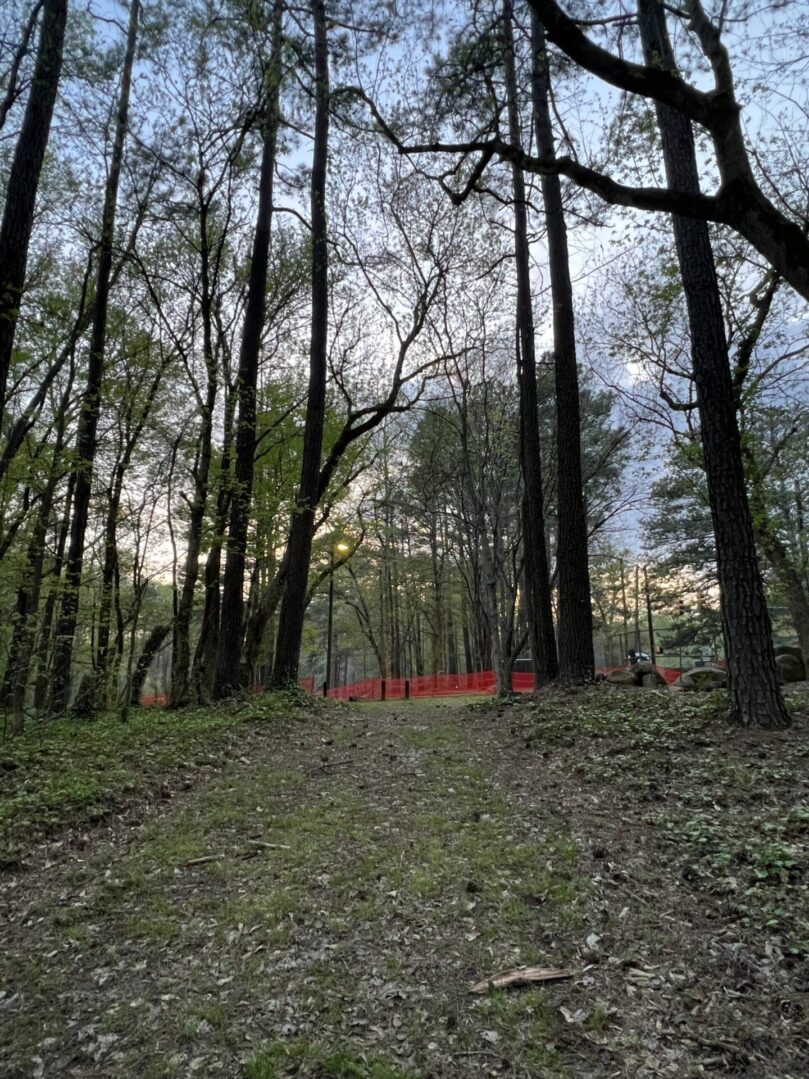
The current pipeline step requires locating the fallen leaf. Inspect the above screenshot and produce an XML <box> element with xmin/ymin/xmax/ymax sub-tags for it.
<box><xmin>560</xmin><ymin>1006</ymin><xmax>588</xmax><ymax>1024</ymax></box>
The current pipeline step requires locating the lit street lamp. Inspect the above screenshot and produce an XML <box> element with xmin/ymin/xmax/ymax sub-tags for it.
<box><xmin>325</xmin><ymin>540</ymin><xmax>350</xmax><ymax>694</ymax></box>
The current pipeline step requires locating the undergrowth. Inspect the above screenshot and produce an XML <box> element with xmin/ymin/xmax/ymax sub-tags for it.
<box><xmin>515</xmin><ymin>683</ymin><xmax>809</xmax><ymax>952</ymax></box>
<box><xmin>0</xmin><ymin>689</ymin><xmax>314</xmax><ymax>866</ymax></box>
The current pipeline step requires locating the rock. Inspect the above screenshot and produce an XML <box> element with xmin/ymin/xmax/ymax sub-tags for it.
<box><xmin>775</xmin><ymin>648</ymin><xmax>806</xmax><ymax>681</ymax></box>
<box><xmin>606</xmin><ymin>662</ymin><xmax>666</xmax><ymax>688</ymax></box>
<box><xmin>674</xmin><ymin>666</ymin><xmax>727</xmax><ymax>691</ymax></box>
<box><xmin>606</xmin><ymin>670</ymin><xmax>638</xmax><ymax>686</ymax></box>
<box><xmin>641</xmin><ymin>670</ymin><xmax>666</xmax><ymax>688</ymax></box>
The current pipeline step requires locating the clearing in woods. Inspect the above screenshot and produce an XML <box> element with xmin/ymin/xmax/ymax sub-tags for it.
<box><xmin>1</xmin><ymin>688</ymin><xmax>809</xmax><ymax>1078</ymax></box>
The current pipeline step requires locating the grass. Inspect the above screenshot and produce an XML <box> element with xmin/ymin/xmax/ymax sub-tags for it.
<box><xmin>2</xmin><ymin>696</ymin><xmax>584</xmax><ymax>1077</ymax></box>
<box><xmin>6</xmin><ymin>686</ymin><xmax>808</xmax><ymax>1077</ymax></box>
<box><xmin>515</xmin><ymin>681</ymin><xmax>809</xmax><ymax>952</ymax></box>
<box><xmin>0</xmin><ymin>690</ymin><xmax>311</xmax><ymax>865</ymax></box>
<box><xmin>247</xmin><ymin>1039</ymin><xmax>414</xmax><ymax>1078</ymax></box>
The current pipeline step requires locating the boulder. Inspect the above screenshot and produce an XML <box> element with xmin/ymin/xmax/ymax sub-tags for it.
<box><xmin>606</xmin><ymin>669</ymin><xmax>638</xmax><ymax>686</ymax></box>
<box><xmin>674</xmin><ymin>666</ymin><xmax>727</xmax><ymax>691</ymax></box>
<box><xmin>775</xmin><ymin>652</ymin><xmax>805</xmax><ymax>683</ymax></box>
<box><xmin>776</xmin><ymin>647</ymin><xmax>806</xmax><ymax>681</ymax></box>
<box><xmin>641</xmin><ymin>670</ymin><xmax>667</xmax><ymax>688</ymax></box>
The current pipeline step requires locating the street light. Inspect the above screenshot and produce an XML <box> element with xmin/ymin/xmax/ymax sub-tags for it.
<box><xmin>325</xmin><ymin>540</ymin><xmax>350</xmax><ymax>694</ymax></box>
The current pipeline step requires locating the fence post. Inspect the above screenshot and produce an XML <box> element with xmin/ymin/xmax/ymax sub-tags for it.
<box><xmin>380</xmin><ymin>678</ymin><xmax>386</xmax><ymax>701</ymax></box>
<box><xmin>404</xmin><ymin>679</ymin><xmax>410</xmax><ymax>700</ymax></box>
<box><xmin>322</xmin><ymin>680</ymin><xmax>327</xmax><ymax>698</ymax></box>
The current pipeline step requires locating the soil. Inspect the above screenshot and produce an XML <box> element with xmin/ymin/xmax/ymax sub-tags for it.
<box><xmin>2</xmin><ymin>688</ymin><xmax>808</xmax><ymax>1078</ymax></box>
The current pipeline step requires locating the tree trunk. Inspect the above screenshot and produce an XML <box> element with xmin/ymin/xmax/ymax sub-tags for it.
<box><xmin>241</xmin><ymin>554</ymin><xmax>287</xmax><ymax>681</ymax></box>
<box><xmin>2</xmin><ymin>382</ymin><xmax>71</xmax><ymax>730</ymax></box>
<box><xmin>532</xmin><ymin>14</ymin><xmax>594</xmax><ymax>681</ymax></box>
<box><xmin>3</xmin><ymin>485</ymin><xmax>53</xmax><ymax>733</ymax></box>
<box><xmin>461</xmin><ymin>594</ymin><xmax>474</xmax><ymax>674</ymax></box>
<box><xmin>214</xmin><ymin>0</ymin><xmax>284</xmax><ymax>697</ymax></box>
<box><xmin>91</xmin><ymin>464</ymin><xmax>124</xmax><ymax>710</ymax></box>
<box><xmin>33</xmin><ymin>474</ymin><xmax>73</xmax><ymax>712</ymax></box>
<box><xmin>49</xmin><ymin>0</ymin><xmax>140</xmax><ymax>715</ymax></box>
<box><xmin>192</xmin><ymin>543</ymin><xmax>222</xmax><ymax>701</ymax></box>
<box><xmin>480</xmin><ymin>527</ymin><xmax>510</xmax><ymax>695</ymax></box>
<box><xmin>0</xmin><ymin>0</ymin><xmax>68</xmax><ymax>421</ymax></box>
<box><xmin>502</xmin><ymin>0</ymin><xmax>558</xmax><ymax>684</ymax></box>
<box><xmin>171</xmin><ymin>200</ymin><xmax>220</xmax><ymax>707</ymax></box>
<box><xmin>745</xmin><ymin>451</ymin><xmax>809</xmax><ymax>663</ymax></box>
<box><xmin>270</xmin><ymin>0</ymin><xmax>330</xmax><ymax>688</ymax></box>
<box><xmin>637</xmin><ymin>0</ymin><xmax>789</xmax><ymax>728</ymax></box>
<box><xmin>191</xmin><ymin>390</ymin><xmax>236</xmax><ymax>701</ymax></box>
<box><xmin>429</xmin><ymin>519</ymin><xmax>445</xmax><ymax>675</ymax></box>
<box><xmin>129</xmin><ymin>623</ymin><xmax>171</xmax><ymax>706</ymax></box>
<box><xmin>94</xmin><ymin>364</ymin><xmax>162</xmax><ymax>709</ymax></box>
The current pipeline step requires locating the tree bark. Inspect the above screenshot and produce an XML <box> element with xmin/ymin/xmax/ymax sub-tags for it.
<box><xmin>3</xmin><ymin>470</ymin><xmax>58</xmax><ymax>732</ymax></box>
<box><xmin>49</xmin><ymin>0</ymin><xmax>140</xmax><ymax>715</ymax></box>
<box><xmin>637</xmin><ymin>0</ymin><xmax>789</xmax><ymax>728</ymax></box>
<box><xmin>0</xmin><ymin>0</ymin><xmax>68</xmax><ymax>421</ymax></box>
<box><xmin>502</xmin><ymin>0</ymin><xmax>558</xmax><ymax>684</ymax></box>
<box><xmin>270</xmin><ymin>0</ymin><xmax>330</xmax><ymax>688</ymax></box>
<box><xmin>170</xmin><ymin>196</ymin><xmax>221</xmax><ymax>706</ymax></box>
<box><xmin>241</xmin><ymin>553</ymin><xmax>287</xmax><ymax>681</ymax></box>
<box><xmin>531</xmin><ymin>13</ymin><xmax>594</xmax><ymax>681</ymax></box>
<box><xmin>190</xmin><ymin>387</ymin><xmax>236</xmax><ymax>701</ymax></box>
<box><xmin>213</xmin><ymin>0</ymin><xmax>284</xmax><ymax>698</ymax></box>
<box><xmin>129</xmin><ymin>623</ymin><xmax>171</xmax><ymax>706</ymax></box>
<box><xmin>33</xmin><ymin>474</ymin><xmax>73</xmax><ymax>712</ymax></box>
<box><xmin>745</xmin><ymin>451</ymin><xmax>809</xmax><ymax>664</ymax></box>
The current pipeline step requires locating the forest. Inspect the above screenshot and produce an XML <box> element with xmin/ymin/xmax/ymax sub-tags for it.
<box><xmin>1</xmin><ymin>0</ymin><xmax>808</xmax><ymax>1076</ymax></box>
<box><xmin>1</xmin><ymin>0</ymin><xmax>808</xmax><ymax>727</ymax></box>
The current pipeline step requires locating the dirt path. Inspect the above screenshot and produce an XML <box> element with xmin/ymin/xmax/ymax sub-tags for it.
<box><xmin>2</xmin><ymin>695</ymin><xmax>808</xmax><ymax>1078</ymax></box>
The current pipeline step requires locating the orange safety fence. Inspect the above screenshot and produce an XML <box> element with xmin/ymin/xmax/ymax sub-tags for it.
<box><xmin>139</xmin><ymin>666</ymin><xmax>682</xmax><ymax>706</ymax></box>
<box><xmin>325</xmin><ymin>671</ymin><xmax>532</xmax><ymax>700</ymax></box>
<box><xmin>323</xmin><ymin>666</ymin><xmax>683</xmax><ymax>699</ymax></box>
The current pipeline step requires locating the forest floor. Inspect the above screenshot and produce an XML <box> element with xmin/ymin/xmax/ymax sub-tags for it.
<box><xmin>2</xmin><ymin>685</ymin><xmax>809</xmax><ymax>1079</ymax></box>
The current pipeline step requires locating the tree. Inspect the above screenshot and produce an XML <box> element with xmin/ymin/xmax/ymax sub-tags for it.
<box><xmin>270</xmin><ymin>0</ymin><xmax>330</xmax><ymax>688</ymax></box>
<box><xmin>213</xmin><ymin>0</ymin><xmax>285</xmax><ymax>698</ymax></box>
<box><xmin>522</xmin><ymin>0</ymin><xmax>809</xmax><ymax>301</ymax></box>
<box><xmin>49</xmin><ymin>0</ymin><xmax>142</xmax><ymax>715</ymax></box>
<box><xmin>531</xmin><ymin>11</ymin><xmax>593</xmax><ymax>681</ymax></box>
<box><xmin>0</xmin><ymin>0</ymin><xmax>68</xmax><ymax>421</ymax></box>
<box><xmin>501</xmin><ymin>0</ymin><xmax>558</xmax><ymax>683</ymax></box>
<box><xmin>635</xmin><ymin>0</ymin><xmax>789</xmax><ymax>727</ymax></box>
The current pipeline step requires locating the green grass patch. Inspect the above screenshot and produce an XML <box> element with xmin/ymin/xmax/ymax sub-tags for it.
<box><xmin>0</xmin><ymin>690</ymin><xmax>310</xmax><ymax>864</ymax></box>
<box><xmin>247</xmin><ymin>1039</ymin><xmax>414</xmax><ymax>1078</ymax></box>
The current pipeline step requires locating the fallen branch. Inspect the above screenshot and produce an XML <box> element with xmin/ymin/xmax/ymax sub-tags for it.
<box><xmin>306</xmin><ymin>758</ymin><xmax>355</xmax><ymax>775</ymax></box>
<box><xmin>469</xmin><ymin>966</ymin><xmax>574</xmax><ymax>994</ymax></box>
<box><xmin>183</xmin><ymin>842</ymin><xmax>292</xmax><ymax>868</ymax></box>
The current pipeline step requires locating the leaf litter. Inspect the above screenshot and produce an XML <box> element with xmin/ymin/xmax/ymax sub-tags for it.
<box><xmin>1</xmin><ymin>686</ymin><xmax>808</xmax><ymax>1077</ymax></box>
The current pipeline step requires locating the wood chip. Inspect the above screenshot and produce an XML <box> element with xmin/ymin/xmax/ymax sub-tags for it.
<box><xmin>469</xmin><ymin>966</ymin><xmax>574</xmax><ymax>993</ymax></box>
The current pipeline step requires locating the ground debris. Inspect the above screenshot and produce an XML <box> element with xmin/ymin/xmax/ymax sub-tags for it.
<box><xmin>469</xmin><ymin>965</ymin><xmax>574</xmax><ymax>993</ymax></box>
<box><xmin>2</xmin><ymin>688</ymin><xmax>809</xmax><ymax>1077</ymax></box>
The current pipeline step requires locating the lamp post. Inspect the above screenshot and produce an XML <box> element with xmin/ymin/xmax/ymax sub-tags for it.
<box><xmin>325</xmin><ymin>540</ymin><xmax>350</xmax><ymax>694</ymax></box>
